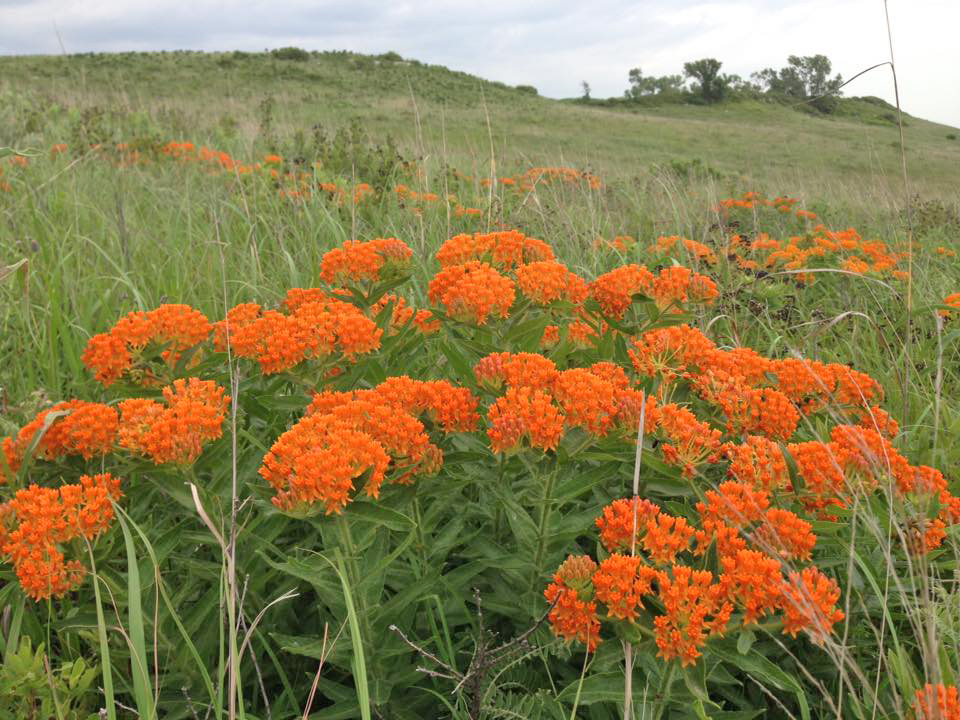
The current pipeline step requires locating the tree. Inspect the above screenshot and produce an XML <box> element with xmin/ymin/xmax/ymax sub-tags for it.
<box><xmin>625</xmin><ymin>68</ymin><xmax>685</xmax><ymax>100</ymax></box>
<box><xmin>683</xmin><ymin>58</ymin><xmax>727</xmax><ymax>103</ymax></box>
<box><xmin>581</xmin><ymin>81</ymin><xmax>591</xmax><ymax>100</ymax></box>
<box><xmin>752</xmin><ymin>55</ymin><xmax>843</xmax><ymax>112</ymax></box>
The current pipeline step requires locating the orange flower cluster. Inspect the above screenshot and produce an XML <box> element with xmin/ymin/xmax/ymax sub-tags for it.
<box><xmin>656</xmin><ymin>403</ymin><xmax>723</xmax><ymax>477</ymax></box>
<box><xmin>0</xmin><ymin>473</ymin><xmax>122</xmax><ymax>600</ymax></box>
<box><xmin>118</xmin><ymin>378</ymin><xmax>229</xmax><ymax>465</ymax></box>
<box><xmin>83</xmin><ymin>304</ymin><xmax>212</xmax><ymax>386</ymax></box>
<box><xmin>543</xmin><ymin>555</ymin><xmax>602</xmax><ymax>652</ymax></box>
<box><xmin>369</xmin><ymin>294</ymin><xmax>439</xmax><ymax>335</ymax></box>
<box><xmin>216</xmin><ymin>297</ymin><xmax>382</xmax><ymax>374</ymax></box>
<box><xmin>394</xmin><ymin>184</ymin><xmax>482</xmax><ymax>218</ymax></box>
<box><xmin>477</xmin><ymin>353</ymin><xmax>659</xmax><ymax>453</ymax></box>
<box><xmin>320</xmin><ymin>238</ymin><xmax>413</xmax><ymax>287</ymax></box>
<box><xmin>915</xmin><ymin>684</ymin><xmax>960</xmax><ymax>720</ymax></box>
<box><xmin>515</xmin><ymin>260</ymin><xmax>588</xmax><ymax>305</ymax></box>
<box><xmin>941</xmin><ymin>292</ymin><xmax>960</xmax><ymax>318</ymax></box>
<box><xmin>428</xmin><ymin>261</ymin><xmax>516</xmax><ymax>325</ymax></box>
<box><xmin>724</xmin><ymin>225</ymin><xmax>908</xmax><ymax>283</ymax></box>
<box><xmin>651</xmin><ymin>235</ymin><xmax>718</xmax><ymax>265</ymax></box>
<box><xmin>3</xmin><ymin>401</ymin><xmax>118</xmax><ymax>479</ymax></box>
<box><xmin>487</xmin><ymin>167</ymin><xmax>602</xmax><ymax>193</ymax></box>
<box><xmin>717</xmin><ymin>192</ymin><xmax>811</xmax><ymax>221</ymax></box>
<box><xmin>547</xmin><ymin>494</ymin><xmax>846</xmax><ymax>662</ymax></box>
<box><xmin>435</xmin><ymin>230</ymin><xmax>554</xmax><ymax>270</ymax></box>
<box><xmin>262</xmin><ymin>377</ymin><xmax>477</xmax><ymax>513</ymax></box>
<box><xmin>588</xmin><ymin>264</ymin><xmax>717</xmax><ymax>319</ymax></box>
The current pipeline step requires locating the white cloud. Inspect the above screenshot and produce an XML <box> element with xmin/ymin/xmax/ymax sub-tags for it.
<box><xmin>0</xmin><ymin>0</ymin><xmax>957</xmax><ymax>127</ymax></box>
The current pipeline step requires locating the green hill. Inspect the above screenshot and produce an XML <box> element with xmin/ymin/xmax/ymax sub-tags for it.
<box><xmin>2</xmin><ymin>49</ymin><xmax>958</xmax><ymax>199</ymax></box>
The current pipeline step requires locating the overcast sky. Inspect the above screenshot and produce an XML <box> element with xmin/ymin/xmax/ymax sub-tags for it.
<box><xmin>1</xmin><ymin>0</ymin><xmax>958</xmax><ymax>128</ymax></box>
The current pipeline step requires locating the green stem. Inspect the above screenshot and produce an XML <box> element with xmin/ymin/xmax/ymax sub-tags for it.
<box><xmin>531</xmin><ymin>467</ymin><xmax>557</xmax><ymax>595</ymax></box>
<box><xmin>335</xmin><ymin>514</ymin><xmax>375</xmax><ymax>682</ymax></box>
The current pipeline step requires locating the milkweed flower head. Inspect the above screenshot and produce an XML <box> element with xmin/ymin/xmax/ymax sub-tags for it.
<box><xmin>265</xmin><ymin>378</ymin><xmax>476</xmax><ymax>514</ymax></box>
<box><xmin>118</xmin><ymin>378</ymin><xmax>229</xmax><ymax>465</ymax></box>
<box><xmin>0</xmin><ymin>473</ymin><xmax>122</xmax><ymax>601</ymax></box>
<box><xmin>914</xmin><ymin>684</ymin><xmax>960</xmax><ymax>720</ymax></box>
<box><xmin>592</xmin><ymin>554</ymin><xmax>659</xmax><ymax>621</ymax></box>
<box><xmin>224</xmin><ymin>299</ymin><xmax>382</xmax><ymax>374</ymax></box>
<box><xmin>654</xmin><ymin>565</ymin><xmax>732</xmax><ymax>666</ymax></box>
<box><xmin>588</xmin><ymin>264</ymin><xmax>654</xmax><ymax>319</ymax></box>
<box><xmin>544</xmin><ymin>555</ymin><xmax>601</xmax><ymax>652</ymax></box>
<box><xmin>83</xmin><ymin>304</ymin><xmax>212</xmax><ymax>386</ymax></box>
<box><xmin>2</xmin><ymin>401</ymin><xmax>118</xmax><ymax>478</ymax></box>
<box><xmin>320</xmin><ymin>237</ymin><xmax>413</xmax><ymax>287</ymax></box>
<box><xmin>436</xmin><ymin>230</ymin><xmax>554</xmax><ymax>270</ymax></box>
<box><xmin>515</xmin><ymin>260</ymin><xmax>588</xmax><ymax>305</ymax></box>
<box><xmin>428</xmin><ymin>261</ymin><xmax>516</xmax><ymax>325</ymax></box>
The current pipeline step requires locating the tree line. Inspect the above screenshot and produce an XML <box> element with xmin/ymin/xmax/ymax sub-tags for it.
<box><xmin>587</xmin><ymin>55</ymin><xmax>845</xmax><ymax>114</ymax></box>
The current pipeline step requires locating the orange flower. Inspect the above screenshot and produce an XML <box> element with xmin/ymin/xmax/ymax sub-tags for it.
<box><xmin>593</xmin><ymin>554</ymin><xmax>658</xmax><ymax>621</ymax></box>
<box><xmin>588</xmin><ymin>264</ymin><xmax>654</xmax><ymax>319</ymax></box>
<box><xmin>697</xmin><ymin>481</ymin><xmax>770</xmax><ymax>531</ymax></box>
<box><xmin>650</xmin><ymin>266</ymin><xmax>718</xmax><ymax>312</ymax></box>
<box><xmin>629</xmin><ymin>325</ymin><xmax>716</xmax><ymax>381</ymax></box>
<box><xmin>474</xmin><ymin>352</ymin><xmax>558</xmax><ymax>391</ymax></box>
<box><xmin>723</xmin><ymin>436</ymin><xmax>790</xmax><ymax>491</ymax></box>
<box><xmin>545</xmin><ymin>555</ymin><xmax>601</xmax><ymax>652</ymax></box>
<box><xmin>228</xmin><ymin>299</ymin><xmax>382</xmax><ymax>374</ymax></box>
<box><xmin>755</xmin><ymin>508</ymin><xmax>817</xmax><ymax>561</ymax></box>
<box><xmin>553</xmin><ymin>368</ymin><xmax>618</xmax><ymax>436</ymax></box>
<box><xmin>595</xmin><ymin>497</ymin><xmax>662</xmax><ymax>553</ymax></box>
<box><xmin>718</xmin><ymin>549</ymin><xmax>784</xmax><ymax>625</ymax></box>
<box><xmin>654</xmin><ymin>565</ymin><xmax>732</xmax><ymax>666</ymax></box>
<box><xmin>780</xmin><ymin>567</ymin><xmax>844</xmax><ymax>643</ymax></box>
<box><xmin>2</xmin><ymin>401</ymin><xmax>118</xmax><ymax>477</ymax></box>
<box><xmin>642</xmin><ymin>513</ymin><xmax>695</xmax><ymax>565</ymax></box>
<box><xmin>0</xmin><ymin>473</ymin><xmax>122</xmax><ymax>601</ymax></box>
<box><xmin>83</xmin><ymin>304</ymin><xmax>212</xmax><ymax>386</ymax></box>
<box><xmin>320</xmin><ymin>238</ymin><xmax>413</xmax><ymax>287</ymax></box>
<box><xmin>436</xmin><ymin>230</ymin><xmax>554</xmax><ymax>269</ymax></box>
<box><xmin>260</xmin><ymin>413</ymin><xmax>391</xmax><ymax>514</ymax></box>
<box><xmin>428</xmin><ymin>261</ymin><xmax>515</xmax><ymax>324</ymax></box>
<box><xmin>487</xmin><ymin>386</ymin><xmax>564</xmax><ymax>453</ymax></box>
<box><xmin>914</xmin><ymin>684</ymin><xmax>960</xmax><ymax>720</ymax></box>
<box><xmin>118</xmin><ymin>378</ymin><xmax>229</xmax><ymax>465</ymax></box>
<box><xmin>656</xmin><ymin>403</ymin><xmax>723</xmax><ymax>477</ymax></box>
<box><xmin>516</xmin><ymin>260</ymin><xmax>588</xmax><ymax>305</ymax></box>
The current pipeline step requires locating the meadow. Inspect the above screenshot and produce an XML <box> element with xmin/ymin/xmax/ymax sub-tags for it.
<box><xmin>0</xmin><ymin>50</ymin><xmax>959</xmax><ymax>719</ymax></box>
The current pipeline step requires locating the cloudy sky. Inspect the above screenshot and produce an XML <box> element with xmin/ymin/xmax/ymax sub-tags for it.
<box><xmin>2</xmin><ymin>0</ymin><xmax>958</xmax><ymax>128</ymax></box>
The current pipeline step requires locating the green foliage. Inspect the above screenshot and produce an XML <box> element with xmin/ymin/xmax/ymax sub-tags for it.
<box><xmin>683</xmin><ymin>58</ymin><xmax>728</xmax><ymax>103</ymax></box>
<box><xmin>515</xmin><ymin>84</ymin><xmax>538</xmax><ymax>96</ymax></box>
<box><xmin>753</xmin><ymin>55</ymin><xmax>844</xmax><ymax>113</ymax></box>
<box><xmin>271</xmin><ymin>46</ymin><xmax>311</xmax><ymax>62</ymax></box>
<box><xmin>0</xmin><ymin>638</ymin><xmax>99</xmax><ymax>720</ymax></box>
<box><xmin>625</xmin><ymin>67</ymin><xmax>686</xmax><ymax>100</ymax></box>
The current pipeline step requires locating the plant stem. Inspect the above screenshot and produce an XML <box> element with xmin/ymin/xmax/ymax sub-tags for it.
<box><xmin>531</xmin><ymin>467</ymin><xmax>557</xmax><ymax>596</ymax></box>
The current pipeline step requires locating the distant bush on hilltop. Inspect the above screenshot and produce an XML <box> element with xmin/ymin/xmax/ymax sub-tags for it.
<box><xmin>270</xmin><ymin>47</ymin><xmax>310</xmax><ymax>62</ymax></box>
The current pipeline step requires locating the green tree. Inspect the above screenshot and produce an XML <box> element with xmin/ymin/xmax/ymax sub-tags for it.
<box><xmin>752</xmin><ymin>55</ymin><xmax>843</xmax><ymax>112</ymax></box>
<box><xmin>626</xmin><ymin>68</ymin><xmax>685</xmax><ymax>100</ymax></box>
<box><xmin>683</xmin><ymin>58</ymin><xmax>727</xmax><ymax>103</ymax></box>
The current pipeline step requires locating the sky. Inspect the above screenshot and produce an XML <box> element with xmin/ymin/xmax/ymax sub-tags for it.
<box><xmin>1</xmin><ymin>0</ymin><xmax>958</xmax><ymax>128</ymax></box>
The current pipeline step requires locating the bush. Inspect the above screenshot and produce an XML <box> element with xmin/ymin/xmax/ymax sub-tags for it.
<box><xmin>271</xmin><ymin>46</ymin><xmax>310</xmax><ymax>62</ymax></box>
<box><xmin>515</xmin><ymin>84</ymin><xmax>538</xmax><ymax>95</ymax></box>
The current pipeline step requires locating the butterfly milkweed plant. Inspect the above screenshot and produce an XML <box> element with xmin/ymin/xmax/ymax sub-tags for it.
<box><xmin>0</xmin><ymin>135</ymin><xmax>958</xmax><ymax>720</ymax></box>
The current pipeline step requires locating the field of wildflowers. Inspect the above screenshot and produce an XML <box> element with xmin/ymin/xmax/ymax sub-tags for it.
<box><xmin>1</xmin><ymin>75</ymin><xmax>960</xmax><ymax>720</ymax></box>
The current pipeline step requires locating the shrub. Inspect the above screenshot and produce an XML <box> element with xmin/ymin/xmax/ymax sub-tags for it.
<box><xmin>271</xmin><ymin>46</ymin><xmax>310</xmax><ymax>62</ymax></box>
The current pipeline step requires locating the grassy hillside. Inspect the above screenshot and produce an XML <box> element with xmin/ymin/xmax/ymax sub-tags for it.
<box><xmin>2</xmin><ymin>49</ymin><xmax>959</xmax><ymax>200</ymax></box>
